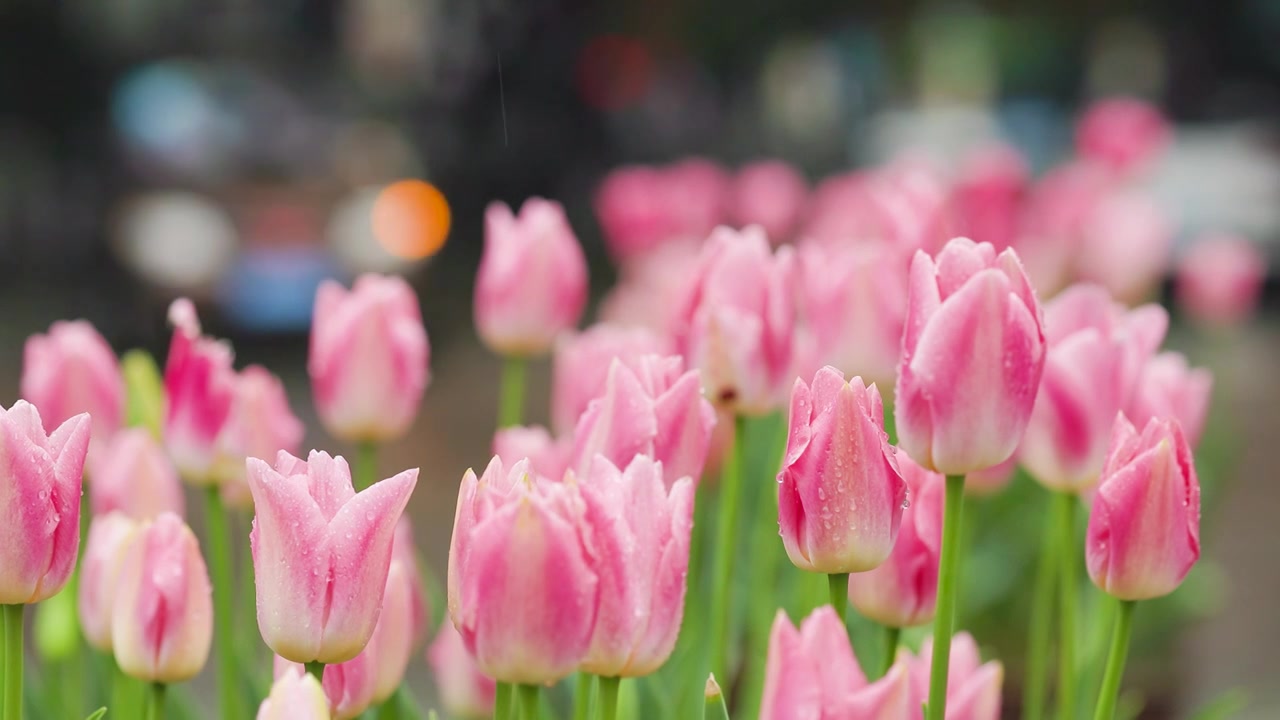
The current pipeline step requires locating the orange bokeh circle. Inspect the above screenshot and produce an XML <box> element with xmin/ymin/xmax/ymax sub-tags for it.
<box><xmin>371</xmin><ymin>179</ymin><xmax>451</xmax><ymax>260</ymax></box>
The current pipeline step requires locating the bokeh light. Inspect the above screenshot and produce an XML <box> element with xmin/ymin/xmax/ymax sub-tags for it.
<box><xmin>113</xmin><ymin>191</ymin><xmax>238</xmax><ymax>291</ymax></box>
<box><xmin>371</xmin><ymin>179</ymin><xmax>451</xmax><ymax>260</ymax></box>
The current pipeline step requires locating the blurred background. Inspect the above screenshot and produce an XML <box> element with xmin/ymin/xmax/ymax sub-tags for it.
<box><xmin>1</xmin><ymin>0</ymin><xmax>1277</xmax><ymax>716</ymax></box>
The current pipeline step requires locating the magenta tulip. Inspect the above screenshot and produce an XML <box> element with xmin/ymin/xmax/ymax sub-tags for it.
<box><xmin>428</xmin><ymin>620</ymin><xmax>496</xmax><ymax>720</ymax></box>
<box><xmin>89</xmin><ymin>428</ymin><xmax>186</xmax><ymax>520</ymax></box>
<box><xmin>1176</xmin><ymin>234</ymin><xmax>1268</xmax><ymax>326</ymax></box>
<box><xmin>729</xmin><ymin>160</ymin><xmax>808</xmax><ymax>243</ymax></box>
<box><xmin>247</xmin><ymin>450</ymin><xmax>418</xmax><ymax>663</ymax></box>
<box><xmin>111</xmin><ymin>512</ymin><xmax>213</xmax><ymax>682</ymax></box>
<box><xmin>309</xmin><ymin>274</ymin><xmax>429</xmax><ymax>443</ymax></box>
<box><xmin>906</xmin><ymin>633</ymin><xmax>1004</xmax><ymax>720</ymax></box>
<box><xmin>78</xmin><ymin>513</ymin><xmax>139</xmax><ymax>651</ymax></box>
<box><xmin>21</xmin><ymin>319</ymin><xmax>123</xmax><ymax>463</ymax></box>
<box><xmin>896</xmin><ymin>237</ymin><xmax>1046</xmax><ymax>475</ymax></box>
<box><xmin>447</xmin><ymin>457</ymin><xmax>598</xmax><ymax>684</ymax></box>
<box><xmin>1126</xmin><ymin>352</ymin><xmax>1213</xmax><ymax>449</ymax></box>
<box><xmin>475</xmin><ymin>198</ymin><xmax>588</xmax><ymax>355</ymax></box>
<box><xmin>1087</xmin><ymin>415</ymin><xmax>1200</xmax><ymax>600</ymax></box>
<box><xmin>258</xmin><ymin>668</ymin><xmax>331</xmax><ymax>720</ymax></box>
<box><xmin>1075</xmin><ymin>97</ymin><xmax>1170</xmax><ymax>175</ymax></box>
<box><xmin>0</xmin><ymin>401</ymin><xmax>91</xmax><ymax>604</ymax></box>
<box><xmin>779</xmin><ymin>367</ymin><xmax>907</xmax><ymax>573</ymax></box>
<box><xmin>491</xmin><ymin>426</ymin><xmax>571</xmax><ymax>481</ymax></box>
<box><xmin>163</xmin><ymin>298</ymin><xmax>236</xmax><ymax>484</ymax></box>
<box><xmin>551</xmin><ymin>324</ymin><xmax>672</xmax><ymax>436</ymax></box>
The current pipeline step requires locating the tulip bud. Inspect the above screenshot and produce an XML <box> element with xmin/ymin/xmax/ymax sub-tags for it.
<box><xmin>578</xmin><ymin>455</ymin><xmax>694</xmax><ymax>677</ymax></box>
<box><xmin>258</xmin><ymin>667</ymin><xmax>331</xmax><ymax>720</ymax></box>
<box><xmin>21</xmin><ymin>319</ymin><xmax>124</xmax><ymax>464</ymax></box>
<box><xmin>248</xmin><ymin>450</ymin><xmax>418</xmax><ymax>664</ymax></box>
<box><xmin>217</xmin><ymin>366</ymin><xmax>305</xmax><ymax>508</ymax></box>
<box><xmin>89</xmin><ymin>428</ymin><xmax>185</xmax><ymax>520</ymax></box>
<box><xmin>906</xmin><ymin>632</ymin><xmax>1004</xmax><ymax>720</ymax></box>
<box><xmin>492</xmin><ymin>426</ymin><xmax>571</xmax><ymax>481</ymax></box>
<box><xmin>598</xmin><ymin>239</ymin><xmax>702</xmax><ymax>338</ymax></box>
<box><xmin>728</xmin><ymin>160</ymin><xmax>808</xmax><ymax>243</ymax></box>
<box><xmin>760</xmin><ymin>608</ymin><xmax>912</xmax><ymax>720</ymax></box>
<box><xmin>78</xmin><ymin>513</ymin><xmax>140</xmax><ymax>651</ymax></box>
<box><xmin>1126</xmin><ymin>352</ymin><xmax>1213</xmax><ymax>449</ymax></box>
<box><xmin>0</xmin><ymin>401</ymin><xmax>91</xmax><ymax>604</ymax></box>
<box><xmin>779</xmin><ymin>367</ymin><xmax>907</xmax><ymax>573</ymax></box>
<box><xmin>1176</xmin><ymin>234</ymin><xmax>1268</xmax><ymax>326</ymax></box>
<box><xmin>275</xmin><ymin>654</ymin><xmax>375</xmax><ymax>720</ymax></box>
<box><xmin>593</xmin><ymin>159</ymin><xmax>728</xmax><ymax>262</ymax></box>
<box><xmin>111</xmin><ymin>513</ymin><xmax>213</xmax><ymax>682</ymax></box>
<box><xmin>163</xmin><ymin>298</ymin><xmax>236</xmax><ymax>484</ymax></box>
<box><xmin>367</xmin><ymin>559</ymin><xmax>416</xmax><ymax>702</ymax></box>
<box><xmin>309</xmin><ymin>274</ymin><xmax>430</xmax><ymax>443</ymax></box>
<box><xmin>427</xmin><ymin>621</ymin><xmax>496</xmax><ymax>720</ymax></box>
<box><xmin>1087</xmin><ymin>416</ymin><xmax>1200</xmax><ymax>601</ymax></box>
<box><xmin>475</xmin><ymin>198</ymin><xmax>588</xmax><ymax>355</ymax></box>
<box><xmin>1015</xmin><ymin>160</ymin><xmax>1111</xmax><ymax>297</ymax></box>
<box><xmin>551</xmin><ymin>324</ymin><xmax>671</xmax><ymax>436</ymax></box>
<box><xmin>953</xmin><ymin>144</ymin><xmax>1028</xmax><ymax>253</ymax></box>
<box><xmin>1076</xmin><ymin>191</ymin><xmax>1172</xmax><ymax>305</ymax></box>
<box><xmin>896</xmin><ymin>237</ymin><xmax>1047</xmax><ymax>476</ymax></box>
<box><xmin>847</xmin><ymin>456</ymin><xmax>943</xmax><ymax>627</ymax></box>
<box><xmin>1075</xmin><ymin>97</ymin><xmax>1170</xmax><ymax>175</ymax></box>
<box><xmin>447</xmin><ymin>457</ymin><xmax>598</xmax><ymax>684</ymax></box>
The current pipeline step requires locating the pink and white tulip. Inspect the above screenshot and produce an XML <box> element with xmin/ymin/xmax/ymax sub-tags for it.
<box><xmin>906</xmin><ymin>633</ymin><xmax>1004</xmax><ymax>720</ymax></box>
<box><xmin>1075</xmin><ymin>191</ymin><xmax>1173</xmax><ymax>304</ymax></box>
<box><xmin>247</xmin><ymin>450</ymin><xmax>418</xmax><ymax>664</ymax></box>
<box><xmin>1176</xmin><ymin>234</ymin><xmax>1268</xmax><ymax>326</ymax></box>
<box><xmin>598</xmin><ymin>239</ymin><xmax>703</xmax><ymax>339</ymax></box>
<box><xmin>428</xmin><ymin>621</ymin><xmax>496</xmax><ymax>720</ymax></box>
<box><xmin>391</xmin><ymin>518</ymin><xmax>431</xmax><ymax>651</ymax></box>
<box><xmin>217</xmin><ymin>365</ymin><xmax>305</xmax><ymax>508</ymax></box>
<box><xmin>552</xmin><ymin>324</ymin><xmax>672</xmax><ymax>436</ymax></box>
<box><xmin>111</xmin><ymin>512</ymin><xmax>213</xmax><ymax>682</ymax></box>
<box><xmin>475</xmin><ymin>198</ymin><xmax>588</xmax><ymax>355</ymax></box>
<box><xmin>1076</xmin><ymin>97</ymin><xmax>1170</xmax><ymax>175</ymax></box>
<box><xmin>0</xmin><ymin>401</ymin><xmax>91</xmax><ymax>604</ymax></box>
<box><xmin>1126</xmin><ymin>352</ymin><xmax>1213</xmax><ymax>449</ymax></box>
<box><xmin>1087</xmin><ymin>415</ymin><xmax>1200</xmax><ymax>600</ymax></box>
<box><xmin>78</xmin><ymin>513</ymin><xmax>139</xmax><ymax>651</ymax></box>
<box><xmin>309</xmin><ymin>274</ymin><xmax>429</xmax><ymax>443</ymax></box>
<box><xmin>896</xmin><ymin>238</ymin><xmax>1046</xmax><ymax>475</ymax></box>
<box><xmin>492</xmin><ymin>426</ymin><xmax>572</xmax><ymax>481</ymax></box>
<box><xmin>729</xmin><ymin>160</ymin><xmax>808</xmax><ymax>243</ymax></box>
<box><xmin>89</xmin><ymin>428</ymin><xmax>186</xmax><ymax>520</ymax></box>
<box><xmin>779</xmin><ymin>367</ymin><xmax>907</xmax><ymax>573</ymax></box>
<box><xmin>258</xmin><ymin>668</ymin><xmax>331</xmax><ymax>720</ymax></box>
<box><xmin>163</xmin><ymin>298</ymin><xmax>236</xmax><ymax>484</ymax></box>
<box><xmin>276</xmin><ymin>646</ymin><xmax>376</xmax><ymax>720</ymax></box>
<box><xmin>21</xmin><ymin>319</ymin><xmax>124</xmax><ymax>463</ymax></box>
<box><xmin>447</xmin><ymin>457</ymin><xmax>598</xmax><ymax>684</ymax></box>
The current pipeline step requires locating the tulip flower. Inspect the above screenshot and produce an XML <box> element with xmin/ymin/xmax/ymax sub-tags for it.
<box><xmin>1126</xmin><ymin>352</ymin><xmax>1213</xmax><ymax>449</ymax></box>
<box><xmin>847</xmin><ymin>456</ymin><xmax>943</xmax><ymax>628</ymax></box>
<box><xmin>247</xmin><ymin>450</ymin><xmax>418</xmax><ymax>664</ymax></box>
<box><xmin>593</xmin><ymin>159</ymin><xmax>729</xmax><ymax>262</ymax></box>
<box><xmin>258</xmin><ymin>668</ymin><xmax>331</xmax><ymax>720</ymax></box>
<box><xmin>111</xmin><ymin>512</ymin><xmax>213</xmax><ymax>682</ymax></box>
<box><xmin>896</xmin><ymin>237</ymin><xmax>1046</xmax><ymax>476</ymax></box>
<box><xmin>1015</xmin><ymin>160</ymin><xmax>1112</xmax><ymax>297</ymax></box>
<box><xmin>0</xmin><ymin>401</ymin><xmax>91</xmax><ymax>604</ymax></box>
<box><xmin>391</xmin><ymin>518</ymin><xmax>431</xmax><ymax>651</ymax></box>
<box><xmin>21</xmin><ymin>319</ymin><xmax>124</xmax><ymax>464</ymax></box>
<box><xmin>1087</xmin><ymin>415</ymin><xmax>1200</xmax><ymax>601</ymax></box>
<box><xmin>759</xmin><ymin>608</ymin><xmax>913</xmax><ymax>720</ymax></box>
<box><xmin>275</xmin><ymin>653</ymin><xmax>375</xmax><ymax>720</ymax></box>
<box><xmin>778</xmin><ymin>367</ymin><xmax>907</xmax><ymax>574</ymax></box>
<box><xmin>728</xmin><ymin>160</ymin><xmax>808</xmax><ymax>243</ymax></box>
<box><xmin>89</xmin><ymin>428</ymin><xmax>186</xmax><ymax>520</ymax></box>
<box><xmin>163</xmin><ymin>298</ymin><xmax>236</xmax><ymax>484</ymax></box>
<box><xmin>309</xmin><ymin>274</ymin><xmax>429</xmax><ymax>443</ymax></box>
<box><xmin>674</xmin><ymin>225</ymin><xmax>798</xmax><ymax>415</ymax></box>
<box><xmin>577</xmin><ymin>455</ymin><xmax>694</xmax><ymax>677</ymax></box>
<box><xmin>492</xmin><ymin>426</ymin><xmax>571</xmax><ymax>481</ymax></box>
<box><xmin>78</xmin><ymin>513</ymin><xmax>140</xmax><ymax>652</ymax></box>
<box><xmin>475</xmin><ymin>198</ymin><xmax>588</xmax><ymax>356</ymax></box>
<box><xmin>1019</xmin><ymin>284</ymin><xmax>1168</xmax><ymax>492</ymax></box>
<box><xmin>569</xmin><ymin>355</ymin><xmax>716</xmax><ymax>486</ymax></box>
<box><xmin>906</xmin><ymin>633</ymin><xmax>1004</xmax><ymax>720</ymax></box>
<box><xmin>1075</xmin><ymin>97</ymin><xmax>1170</xmax><ymax>175</ymax></box>
<box><xmin>447</xmin><ymin>457</ymin><xmax>598</xmax><ymax>684</ymax></box>
<box><xmin>217</xmin><ymin>365</ymin><xmax>305</xmax><ymax>508</ymax></box>
<box><xmin>952</xmin><ymin>144</ymin><xmax>1028</xmax><ymax>253</ymax></box>
<box><xmin>551</xmin><ymin>324</ymin><xmax>671</xmax><ymax>436</ymax></box>
<box><xmin>1176</xmin><ymin>234</ymin><xmax>1268</xmax><ymax>326</ymax></box>
<box><xmin>1075</xmin><ymin>190</ymin><xmax>1173</xmax><ymax>304</ymax></box>
<box><xmin>597</xmin><ymin>239</ymin><xmax>702</xmax><ymax>338</ymax></box>
<box><xmin>964</xmin><ymin>457</ymin><xmax>1016</xmax><ymax>495</ymax></box>
<box><xmin>427</xmin><ymin>621</ymin><xmax>496</xmax><ymax>720</ymax></box>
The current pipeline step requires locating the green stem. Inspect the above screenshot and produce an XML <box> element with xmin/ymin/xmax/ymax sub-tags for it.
<box><xmin>708</xmin><ymin>415</ymin><xmax>747</xmax><ymax>682</ymax></box>
<box><xmin>573</xmin><ymin>672</ymin><xmax>593</xmax><ymax>720</ymax></box>
<box><xmin>827</xmin><ymin>573</ymin><xmax>850</xmax><ymax>626</ymax></box>
<box><xmin>498</xmin><ymin>356</ymin><xmax>528</xmax><ymax>428</ymax></box>
<box><xmin>1022</xmin><ymin>499</ymin><xmax>1058</xmax><ymax>720</ymax></box>
<box><xmin>304</xmin><ymin>661</ymin><xmax>324</xmax><ymax>681</ymax></box>
<box><xmin>205</xmin><ymin>488</ymin><xmax>243</xmax><ymax>720</ymax></box>
<box><xmin>1</xmin><ymin>607</ymin><xmax>6</xmax><ymax>719</ymax></box>
<box><xmin>378</xmin><ymin>689</ymin><xmax>404</xmax><ymax>720</ymax></box>
<box><xmin>1056</xmin><ymin>491</ymin><xmax>1078</xmax><ymax>720</ymax></box>
<box><xmin>3</xmin><ymin>604</ymin><xmax>22</xmax><ymax>720</ymax></box>
<box><xmin>597</xmin><ymin>676</ymin><xmax>620</xmax><ymax>720</ymax></box>
<box><xmin>146</xmin><ymin>682</ymin><xmax>166</xmax><ymax>720</ymax></box>
<box><xmin>353</xmin><ymin>441</ymin><xmax>379</xmax><ymax>491</ymax></box>
<box><xmin>881</xmin><ymin>625</ymin><xmax>901</xmax><ymax>678</ymax></box>
<box><xmin>517</xmin><ymin>684</ymin><xmax>540</xmax><ymax>720</ymax></box>
<box><xmin>495</xmin><ymin>682</ymin><xmax>513</xmax><ymax>720</ymax></box>
<box><xmin>925</xmin><ymin>474</ymin><xmax>966</xmax><ymax>720</ymax></box>
<box><xmin>111</xmin><ymin>661</ymin><xmax>139</xmax><ymax>720</ymax></box>
<box><xmin>1092</xmin><ymin>601</ymin><xmax>1136</xmax><ymax>720</ymax></box>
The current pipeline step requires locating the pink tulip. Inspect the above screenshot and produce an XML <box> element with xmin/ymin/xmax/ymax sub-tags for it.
<box><xmin>906</xmin><ymin>633</ymin><xmax>1004</xmax><ymax>720</ymax></box>
<box><xmin>247</xmin><ymin>450</ymin><xmax>419</xmax><ymax>663</ymax></box>
<box><xmin>569</xmin><ymin>355</ymin><xmax>716</xmax><ymax>486</ymax></box>
<box><xmin>1019</xmin><ymin>284</ymin><xmax>1168</xmax><ymax>492</ymax></box>
<box><xmin>275</xmin><ymin>655</ymin><xmax>374</xmax><ymax>720</ymax></box>
<box><xmin>1015</xmin><ymin>160</ymin><xmax>1112</xmax><ymax>296</ymax></box>
<box><xmin>21</xmin><ymin>319</ymin><xmax>124</xmax><ymax>464</ymax></box>
<box><xmin>428</xmin><ymin>621</ymin><xmax>496</xmax><ymax>720</ymax></box>
<box><xmin>760</xmin><ymin>607</ymin><xmax>913</xmax><ymax>720</ymax></box>
<box><xmin>896</xmin><ymin>237</ymin><xmax>1047</xmax><ymax>476</ymax></box>
<box><xmin>1075</xmin><ymin>190</ymin><xmax>1173</xmax><ymax>304</ymax></box>
<box><xmin>89</xmin><ymin>428</ymin><xmax>186</xmax><ymax>520</ymax></box>
<box><xmin>847</xmin><ymin>456</ymin><xmax>943</xmax><ymax>627</ymax></box>
<box><xmin>779</xmin><ymin>367</ymin><xmax>907</xmax><ymax>573</ymax></box>
<box><xmin>674</xmin><ymin>226</ymin><xmax>798</xmax><ymax>415</ymax></box>
<box><xmin>552</xmin><ymin>324</ymin><xmax>672</xmax><ymax>436</ymax></box>
<box><xmin>593</xmin><ymin>159</ymin><xmax>729</xmax><ymax>262</ymax></box>
<box><xmin>492</xmin><ymin>426</ymin><xmax>572</xmax><ymax>481</ymax></box>
<box><xmin>391</xmin><ymin>518</ymin><xmax>431</xmax><ymax>652</ymax></box>
<box><xmin>217</xmin><ymin>366</ymin><xmax>305</xmax><ymax>508</ymax></box>
<box><xmin>111</xmin><ymin>512</ymin><xmax>213</xmax><ymax>682</ymax></box>
<box><xmin>1126</xmin><ymin>352</ymin><xmax>1213</xmax><ymax>449</ymax></box>
<box><xmin>964</xmin><ymin>457</ymin><xmax>1017</xmax><ymax>495</ymax></box>
<box><xmin>1176</xmin><ymin>234</ymin><xmax>1268</xmax><ymax>326</ymax></box>
<box><xmin>258</xmin><ymin>668</ymin><xmax>331</xmax><ymax>720</ymax></box>
<box><xmin>1087</xmin><ymin>415</ymin><xmax>1200</xmax><ymax>600</ymax></box>
<box><xmin>729</xmin><ymin>160</ymin><xmax>809</xmax><ymax>243</ymax></box>
<box><xmin>475</xmin><ymin>198</ymin><xmax>588</xmax><ymax>355</ymax></box>
<box><xmin>1076</xmin><ymin>97</ymin><xmax>1170</xmax><ymax>175</ymax></box>
<box><xmin>866</xmin><ymin>157</ymin><xmax>959</xmax><ymax>255</ymax></box>
<box><xmin>447</xmin><ymin>457</ymin><xmax>598</xmax><ymax>684</ymax></box>
<box><xmin>309</xmin><ymin>274</ymin><xmax>429</xmax><ymax>443</ymax></box>
<box><xmin>953</xmin><ymin>144</ymin><xmax>1028</xmax><ymax>253</ymax></box>
<box><xmin>0</xmin><ymin>401</ymin><xmax>91</xmax><ymax>604</ymax></box>
<box><xmin>797</xmin><ymin>243</ymin><xmax>911</xmax><ymax>387</ymax></box>
<box><xmin>597</xmin><ymin>239</ymin><xmax>703</xmax><ymax>338</ymax></box>
<box><xmin>799</xmin><ymin>171</ymin><xmax>883</xmax><ymax>247</ymax></box>
<box><xmin>163</xmin><ymin>298</ymin><xmax>236</xmax><ymax>484</ymax></box>
<box><xmin>78</xmin><ymin>513</ymin><xmax>140</xmax><ymax>652</ymax></box>
<box><xmin>663</xmin><ymin>158</ymin><xmax>733</xmax><ymax>243</ymax></box>
<box><xmin>577</xmin><ymin>455</ymin><xmax>694</xmax><ymax>677</ymax></box>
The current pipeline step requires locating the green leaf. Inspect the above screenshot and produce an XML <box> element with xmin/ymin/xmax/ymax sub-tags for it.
<box><xmin>703</xmin><ymin>674</ymin><xmax>729</xmax><ymax>720</ymax></box>
<box><xmin>1187</xmin><ymin>689</ymin><xmax>1248</xmax><ymax>720</ymax></box>
<box><xmin>84</xmin><ymin>708</ymin><xmax>108</xmax><ymax>720</ymax></box>
<box><xmin>122</xmin><ymin>349</ymin><xmax>166</xmax><ymax>437</ymax></box>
